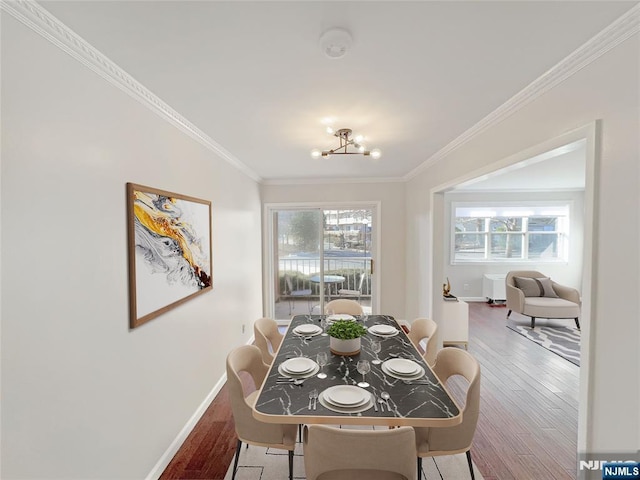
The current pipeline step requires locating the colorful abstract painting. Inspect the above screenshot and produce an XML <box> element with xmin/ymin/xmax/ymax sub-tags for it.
<box><xmin>127</xmin><ymin>183</ymin><xmax>212</xmax><ymax>328</ymax></box>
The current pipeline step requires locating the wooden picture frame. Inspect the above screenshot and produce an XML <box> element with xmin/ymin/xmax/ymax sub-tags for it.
<box><xmin>127</xmin><ymin>183</ymin><xmax>212</xmax><ymax>328</ymax></box>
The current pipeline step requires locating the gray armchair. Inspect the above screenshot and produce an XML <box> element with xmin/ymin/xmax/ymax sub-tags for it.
<box><xmin>505</xmin><ymin>270</ymin><xmax>580</xmax><ymax>329</ymax></box>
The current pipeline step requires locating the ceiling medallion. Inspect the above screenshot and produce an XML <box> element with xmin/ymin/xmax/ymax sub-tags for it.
<box><xmin>311</xmin><ymin>128</ymin><xmax>381</xmax><ymax>159</ymax></box>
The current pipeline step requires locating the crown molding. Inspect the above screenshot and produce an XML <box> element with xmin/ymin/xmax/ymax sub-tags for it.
<box><xmin>1</xmin><ymin>0</ymin><xmax>263</xmax><ymax>183</ymax></box>
<box><xmin>261</xmin><ymin>175</ymin><xmax>406</xmax><ymax>186</ymax></box>
<box><xmin>404</xmin><ymin>3</ymin><xmax>640</xmax><ymax>182</ymax></box>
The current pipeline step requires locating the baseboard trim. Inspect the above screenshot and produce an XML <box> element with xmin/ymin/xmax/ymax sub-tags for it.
<box><xmin>145</xmin><ymin>334</ymin><xmax>256</xmax><ymax>480</ymax></box>
<box><xmin>457</xmin><ymin>297</ymin><xmax>487</xmax><ymax>303</ymax></box>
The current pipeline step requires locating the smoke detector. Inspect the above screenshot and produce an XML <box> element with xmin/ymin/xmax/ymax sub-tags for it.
<box><xmin>319</xmin><ymin>28</ymin><xmax>353</xmax><ymax>59</ymax></box>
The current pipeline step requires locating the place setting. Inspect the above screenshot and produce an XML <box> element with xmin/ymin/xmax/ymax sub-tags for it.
<box><xmin>317</xmin><ymin>385</ymin><xmax>374</xmax><ymax>414</ymax></box>
<box><xmin>326</xmin><ymin>313</ymin><xmax>356</xmax><ymax>323</ymax></box>
<box><xmin>381</xmin><ymin>357</ymin><xmax>426</xmax><ymax>381</ymax></box>
<box><xmin>277</xmin><ymin>356</ymin><xmax>320</xmax><ymax>382</ymax></box>
<box><xmin>292</xmin><ymin>323</ymin><xmax>323</xmax><ymax>338</ymax></box>
<box><xmin>367</xmin><ymin>324</ymin><xmax>399</xmax><ymax>338</ymax></box>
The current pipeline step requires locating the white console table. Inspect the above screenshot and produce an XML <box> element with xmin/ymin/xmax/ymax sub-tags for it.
<box><xmin>483</xmin><ymin>274</ymin><xmax>506</xmax><ymax>302</ymax></box>
<box><xmin>439</xmin><ymin>299</ymin><xmax>469</xmax><ymax>349</ymax></box>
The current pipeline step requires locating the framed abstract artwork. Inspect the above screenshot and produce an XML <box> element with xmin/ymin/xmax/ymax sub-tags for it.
<box><xmin>127</xmin><ymin>183</ymin><xmax>212</xmax><ymax>328</ymax></box>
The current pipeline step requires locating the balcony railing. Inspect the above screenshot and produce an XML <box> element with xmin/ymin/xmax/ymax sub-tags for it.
<box><xmin>278</xmin><ymin>256</ymin><xmax>371</xmax><ymax>298</ymax></box>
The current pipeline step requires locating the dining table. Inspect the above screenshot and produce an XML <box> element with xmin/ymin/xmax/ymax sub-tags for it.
<box><xmin>252</xmin><ymin>314</ymin><xmax>462</xmax><ymax>428</ymax></box>
<box><xmin>308</xmin><ymin>275</ymin><xmax>346</xmax><ymax>300</ymax></box>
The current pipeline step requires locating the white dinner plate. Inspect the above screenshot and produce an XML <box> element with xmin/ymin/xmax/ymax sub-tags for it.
<box><xmin>293</xmin><ymin>324</ymin><xmax>322</xmax><ymax>335</ymax></box>
<box><xmin>318</xmin><ymin>389</ymin><xmax>373</xmax><ymax>414</ymax></box>
<box><xmin>367</xmin><ymin>325</ymin><xmax>399</xmax><ymax>337</ymax></box>
<box><xmin>327</xmin><ymin>314</ymin><xmax>356</xmax><ymax>322</ymax></box>
<box><xmin>369</xmin><ymin>325</ymin><xmax>398</xmax><ymax>335</ymax></box>
<box><xmin>277</xmin><ymin>362</ymin><xmax>320</xmax><ymax>378</ymax></box>
<box><xmin>381</xmin><ymin>361</ymin><xmax>425</xmax><ymax>381</ymax></box>
<box><xmin>280</xmin><ymin>357</ymin><xmax>317</xmax><ymax>374</ymax></box>
<box><xmin>384</xmin><ymin>358</ymin><xmax>421</xmax><ymax>375</ymax></box>
<box><xmin>323</xmin><ymin>385</ymin><xmax>369</xmax><ymax>406</ymax></box>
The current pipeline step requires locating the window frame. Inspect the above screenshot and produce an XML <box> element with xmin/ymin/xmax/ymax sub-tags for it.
<box><xmin>450</xmin><ymin>201</ymin><xmax>570</xmax><ymax>264</ymax></box>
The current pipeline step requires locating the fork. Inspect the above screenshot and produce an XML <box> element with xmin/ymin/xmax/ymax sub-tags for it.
<box><xmin>311</xmin><ymin>389</ymin><xmax>318</xmax><ymax>410</ymax></box>
<box><xmin>308</xmin><ymin>390</ymin><xmax>315</xmax><ymax>409</ymax></box>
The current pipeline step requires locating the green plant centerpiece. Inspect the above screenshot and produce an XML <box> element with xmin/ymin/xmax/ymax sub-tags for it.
<box><xmin>327</xmin><ymin>320</ymin><xmax>368</xmax><ymax>356</ymax></box>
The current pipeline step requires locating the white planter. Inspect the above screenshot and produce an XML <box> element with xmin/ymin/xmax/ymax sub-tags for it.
<box><xmin>329</xmin><ymin>337</ymin><xmax>361</xmax><ymax>356</ymax></box>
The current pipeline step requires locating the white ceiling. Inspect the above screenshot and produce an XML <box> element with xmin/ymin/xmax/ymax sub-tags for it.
<box><xmin>40</xmin><ymin>1</ymin><xmax>636</xmax><ymax>184</ymax></box>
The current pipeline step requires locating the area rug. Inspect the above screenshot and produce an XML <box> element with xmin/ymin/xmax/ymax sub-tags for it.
<box><xmin>506</xmin><ymin>318</ymin><xmax>580</xmax><ymax>366</ymax></box>
<box><xmin>224</xmin><ymin>425</ymin><xmax>484</xmax><ymax>480</ymax></box>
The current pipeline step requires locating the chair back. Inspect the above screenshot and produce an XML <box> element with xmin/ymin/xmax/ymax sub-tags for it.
<box><xmin>407</xmin><ymin>318</ymin><xmax>438</xmax><ymax>366</ymax></box>
<box><xmin>325</xmin><ymin>299</ymin><xmax>364</xmax><ymax>315</ymax></box>
<box><xmin>254</xmin><ymin>317</ymin><xmax>283</xmax><ymax>364</ymax></box>
<box><xmin>226</xmin><ymin>345</ymin><xmax>295</xmax><ymax>446</ymax></box>
<box><xmin>426</xmin><ymin>347</ymin><xmax>481</xmax><ymax>454</ymax></box>
<box><xmin>303</xmin><ymin>425</ymin><xmax>416</xmax><ymax>480</ymax></box>
<box><xmin>505</xmin><ymin>270</ymin><xmax>545</xmax><ymax>287</ymax></box>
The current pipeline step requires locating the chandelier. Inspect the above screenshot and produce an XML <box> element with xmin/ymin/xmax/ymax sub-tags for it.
<box><xmin>311</xmin><ymin>128</ymin><xmax>382</xmax><ymax>159</ymax></box>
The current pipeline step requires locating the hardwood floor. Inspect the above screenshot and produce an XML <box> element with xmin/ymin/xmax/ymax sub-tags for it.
<box><xmin>160</xmin><ymin>302</ymin><xmax>579</xmax><ymax>479</ymax></box>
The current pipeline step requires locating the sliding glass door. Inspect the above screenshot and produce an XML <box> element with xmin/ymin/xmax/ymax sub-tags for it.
<box><xmin>267</xmin><ymin>206</ymin><xmax>375</xmax><ymax>320</ymax></box>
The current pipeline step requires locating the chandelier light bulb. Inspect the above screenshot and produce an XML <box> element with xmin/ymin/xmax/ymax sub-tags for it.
<box><xmin>310</xmin><ymin>149</ymin><xmax>322</xmax><ymax>159</ymax></box>
<box><xmin>354</xmin><ymin>135</ymin><xmax>364</xmax><ymax>143</ymax></box>
<box><xmin>370</xmin><ymin>149</ymin><xmax>382</xmax><ymax>159</ymax></box>
<box><xmin>326</xmin><ymin>126</ymin><xmax>335</xmax><ymax>135</ymax></box>
<box><xmin>358</xmin><ymin>145</ymin><xmax>366</xmax><ymax>153</ymax></box>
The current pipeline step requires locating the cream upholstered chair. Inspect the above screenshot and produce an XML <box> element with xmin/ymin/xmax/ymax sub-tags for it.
<box><xmin>415</xmin><ymin>347</ymin><xmax>481</xmax><ymax>480</ymax></box>
<box><xmin>226</xmin><ymin>345</ymin><xmax>297</xmax><ymax>480</ymax></box>
<box><xmin>253</xmin><ymin>317</ymin><xmax>283</xmax><ymax>364</ymax></box>
<box><xmin>407</xmin><ymin>318</ymin><xmax>438</xmax><ymax>367</ymax></box>
<box><xmin>303</xmin><ymin>424</ymin><xmax>417</xmax><ymax>480</ymax></box>
<box><xmin>505</xmin><ymin>270</ymin><xmax>581</xmax><ymax>329</ymax></box>
<box><xmin>324</xmin><ymin>299</ymin><xmax>364</xmax><ymax>316</ymax></box>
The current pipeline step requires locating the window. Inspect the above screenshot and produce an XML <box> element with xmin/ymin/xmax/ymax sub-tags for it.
<box><xmin>452</xmin><ymin>204</ymin><xmax>569</xmax><ymax>263</ymax></box>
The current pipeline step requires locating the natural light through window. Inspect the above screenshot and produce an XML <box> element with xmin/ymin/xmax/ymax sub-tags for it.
<box><xmin>452</xmin><ymin>203</ymin><xmax>570</xmax><ymax>263</ymax></box>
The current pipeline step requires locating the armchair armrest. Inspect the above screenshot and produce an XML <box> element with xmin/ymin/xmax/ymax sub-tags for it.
<box><xmin>506</xmin><ymin>283</ymin><xmax>525</xmax><ymax>312</ymax></box>
<box><xmin>552</xmin><ymin>282</ymin><xmax>581</xmax><ymax>305</ymax></box>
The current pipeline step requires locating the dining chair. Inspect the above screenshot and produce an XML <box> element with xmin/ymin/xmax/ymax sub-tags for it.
<box><xmin>303</xmin><ymin>424</ymin><xmax>417</xmax><ymax>480</ymax></box>
<box><xmin>324</xmin><ymin>299</ymin><xmax>364</xmax><ymax>316</ymax></box>
<box><xmin>414</xmin><ymin>347</ymin><xmax>481</xmax><ymax>480</ymax></box>
<box><xmin>407</xmin><ymin>317</ymin><xmax>438</xmax><ymax>367</ymax></box>
<box><xmin>253</xmin><ymin>317</ymin><xmax>283</xmax><ymax>364</ymax></box>
<box><xmin>226</xmin><ymin>345</ymin><xmax>297</xmax><ymax>480</ymax></box>
<box><xmin>338</xmin><ymin>271</ymin><xmax>367</xmax><ymax>301</ymax></box>
<box><xmin>285</xmin><ymin>274</ymin><xmax>313</xmax><ymax>315</ymax></box>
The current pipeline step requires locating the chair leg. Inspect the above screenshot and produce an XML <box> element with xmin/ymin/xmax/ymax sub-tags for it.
<box><xmin>530</xmin><ymin>317</ymin><xmax>536</xmax><ymax>329</ymax></box>
<box><xmin>298</xmin><ymin>424</ymin><xmax>302</xmax><ymax>443</ymax></box>
<box><xmin>506</xmin><ymin>309</ymin><xmax>512</xmax><ymax>318</ymax></box>
<box><xmin>575</xmin><ymin>317</ymin><xmax>580</xmax><ymax>330</ymax></box>
<box><xmin>231</xmin><ymin>439</ymin><xmax>242</xmax><ymax>480</ymax></box>
<box><xmin>417</xmin><ymin>457</ymin><xmax>422</xmax><ymax>479</ymax></box>
<box><xmin>466</xmin><ymin>450</ymin><xmax>475</xmax><ymax>480</ymax></box>
<box><xmin>288</xmin><ymin>450</ymin><xmax>294</xmax><ymax>480</ymax></box>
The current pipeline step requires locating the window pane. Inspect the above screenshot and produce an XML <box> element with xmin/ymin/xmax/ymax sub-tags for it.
<box><xmin>529</xmin><ymin>233</ymin><xmax>559</xmax><ymax>259</ymax></box>
<box><xmin>490</xmin><ymin>233</ymin><xmax>523</xmax><ymax>258</ymax></box>
<box><xmin>490</xmin><ymin>217</ymin><xmax>523</xmax><ymax>232</ymax></box>
<box><xmin>455</xmin><ymin>217</ymin><xmax>485</xmax><ymax>233</ymax></box>
<box><xmin>454</xmin><ymin>233</ymin><xmax>485</xmax><ymax>260</ymax></box>
<box><xmin>528</xmin><ymin>217</ymin><xmax>558</xmax><ymax>232</ymax></box>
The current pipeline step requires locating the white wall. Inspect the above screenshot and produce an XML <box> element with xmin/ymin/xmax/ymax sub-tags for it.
<box><xmin>261</xmin><ymin>182</ymin><xmax>406</xmax><ymax>319</ymax></box>
<box><xmin>406</xmin><ymin>32</ymin><xmax>639</xmax><ymax>463</ymax></box>
<box><xmin>1</xmin><ymin>16</ymin><xmax>262</xmax><ymax>479</ymax></box>
<box><xmin>443</xmin><ymin>190</ymin><xmax>585</xmax><ymax>298</ymax></box>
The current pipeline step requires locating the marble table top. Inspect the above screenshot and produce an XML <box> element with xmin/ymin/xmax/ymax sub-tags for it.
<box><xmin>253</xmin><ymin>315</ymin><xmax>461</xmax><ymax>427</ymax></box>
